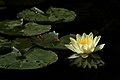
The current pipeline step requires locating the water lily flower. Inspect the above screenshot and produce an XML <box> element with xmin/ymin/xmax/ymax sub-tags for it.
<box><xmin>65</xmin><ymin>32</ymin><xmax>105</xmax><ymax>58</ymax></box>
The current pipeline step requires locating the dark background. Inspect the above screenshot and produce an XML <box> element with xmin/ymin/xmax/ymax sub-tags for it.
<box><xmin>0</xmin><ymin>0</ymin><xmax>120</xmax><ymax>80</ymax></box>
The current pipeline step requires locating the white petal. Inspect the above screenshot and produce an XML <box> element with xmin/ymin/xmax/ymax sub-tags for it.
<box><xmin>99</xmin><ymin>44</ymin><xmax>105</xmax><ymax>49</ymax></box>
<box><xmin>93</xmin><ymin>36</ymin><xmax>101</xmax><ymax>47</ymax></box>
<box><xmin>65</xmin><ymin>44</ymin><xmax>76</xmax><ymax>52</ymax></box>
<box><xmin>81</xmin><ymin>54</ymin><xmax>89</xmax><ymax>58</ymax></box>
<box><xmin>88</xmin><ymin>42</ymin><xmax>95</xmax><ymax>52</ymax></box>
<box><xmin>88</xmin><ymin>32</ymin><xmax>93</xmax><ymax>40</ymax></box>
<box><xmin>79</xmin><ymin>45</ymin><xmax>89</xmax><ymax>54</ymax></box>
<box><xmin>94</xmin><ymin>44</ymin><xmax>105</xmax><ymax>52</ymax></box>
<box><xmin>77</xmin><ymin>43</ymin><xmax>84</xmax><ymax>53</ymax></box>
<box><xmin>83</xmin><ymin>45</ymin><xmax>88</xmax><ymax>51</ymax></box>
<box><xmin>70</xmin><ymin>37</ymin><xmax>77</xmax><ymax>44</ymax></box>
<box><xmin>88</xmin><ymin>42</ymin><xmax>93</xmax><ymax>48</ymax></box>
<box><xmin>76</xmin><ymin>34</ymin><xmax>81</xmax><ymax>41</ymax></box>
<box><xmin>81</xmin><ymin>33</ymin><xmax>87</xmax><ymax>39</ymax></box>
<box><xmin>68</xmin><ymin>54</ymin><xmax>80</xmax><ymax>59</ymax></box>
<box><xmin>70</xmin><ymin>37</ymin><xmax>79</xmax><ymax>50</ymax></box>
<box><xmin>65</xmin><ymin>44</ymin><xmax>83</xmax><ymax>53</ymax></box>
<box><xmin>90</xmin><ymin>48</ymin><xmax>95</xmax><ymax>52</ymax></box>
<box><xmin>70</xmin><ymin>37</ymin><xmax>82</xmax><ymax>53</ymax></box>
<box><xmin>82</xmin><ymin>43</ymin><xmax>95</xmax><ymax>54</ymax></box>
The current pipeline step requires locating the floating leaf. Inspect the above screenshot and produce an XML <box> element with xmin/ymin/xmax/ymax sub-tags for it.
<box><xmin>0</xmin><ymin>19</ymin><xmax>24</xmax><ymax>36</ymax></box>
<box><xmin>17</xmin><ymin>7</ymin><xmax>76</xmax><ymax>24</ymax></box>
<box><xmin>31</xmin><ymin>31</ymin><xmax>60</xmax><ymax>49</ymax></box>
<box><xmin>60</xmin><ymin>34</ymin><xmax>75</xmax><ymax>44</ymax></box>
<box><xmin>0</xmin><ymin>48</ymin><xmax>58</xmax><ymax>69</ymax></box>
<box><xmin>46</xmin><ymin>7</ymin><xmax>76</xmax><ymax>22</ymax></box>
<box><xmin>0</xmin><ymin>20</ymin><xmax>51</xmax><ymax>36</ymax></box>
<box><xmin>17</xmin><ymin>7</ymin><xmax>49</xmax><ymax>23</ymax></box>
<box><xmin>52</xmin><ymin>34</ymin><xmax>75</xmax><ymax>49</ymax></box>
<box><xmin>32</xmin><ymin>32</ymin><xmax>75</xmax><ymax>50</ymax></box>
<box><xmin>0</xmin><ymin>37</ymin><xmax>12</xmax><ymax>54</ymax></box>
<box><xmin>12</xmin><ymin>38</ymin><xmax>33</xmax><ymax>53</ymax></box>
<box><xmin>22</xmin><ymin>22</ymin><xmax>51</xmax><ymax>36</ymax></box>
<box><xmin>0</xmin><ymin>37</ymin><xmax>11</xmax><ymax>46</ymax></box>
<box><xmin>0</xmin><ymin>19</ymin><xmax>23</xmax><ymax>28</ymax></box>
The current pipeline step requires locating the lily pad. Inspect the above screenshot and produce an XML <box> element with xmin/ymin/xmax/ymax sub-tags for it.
<box><xmin>0</xmin><ymin>20</ymin><xmax>51</xmax><ymax>36</ymax></box>
<box><xmin>32</xmin><ymin>32</ymin><xmax>75</xmax><ymax>50</ymax></box>
<box><xmin>46</xmin><ymin>7</ymin><xmax>76</xmax><ymax>22</ymax></box>
<box><xmin>0</xmin><ymin>48</ymin><xmax>58</xmax><ymax>69</ymax></box>
<box><xmin>22</xmin><ymin>22</ymin><xmax>51</xmax><ymax>36</ymax></box>
<box><xmin>17</xmin><ymin>7</ymin><xmax>76</xmax><ymax>24</ymax></box>
<box><xmin>0</xmin><ymin>19</ymin><xmax>23</xmax><ymax>28</ymax></box>
<box><xmin>0</xmin><ymin>37</ymin><xmax>12</xmax><ymax>54</ymax></box>
<box><xmin>12</xmin><ymin>38</ymin><xmax>33</xmax><ymax>53</ymax></box>
<box><xmin>0</xmin><ymin>37</ymin><xmax>11</xmax><ymax>46</ymax></box>
<box><xmin>0</xmin><ymin>19</ymin><xmax>24</xmax><ymax>36</ymax></box>
<box><xmin>17</xmin><ymin>7</ymin><xmax>49</xmax><ymax>23</ymax></box>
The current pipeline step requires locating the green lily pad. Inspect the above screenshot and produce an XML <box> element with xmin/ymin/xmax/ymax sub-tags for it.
<box><xmin>22</xmin><ymin>22</ymin><xmax>51</xmax><ymax>36</ymax></box>
<box><xmin>12</xmin><ymin>38</ymin><xmax>33</xmax><ymax>53</ymax></box>
<box><xmin>0</xmin><ymin>37</ymin><xmax>11</xmax><ymax>46</ymax></box>
<box><xmin>46</xmin><ymin>7</ymin><xmax>76</xmax><ymax>22</ymax></box>
<box><xmin>17</xmin><ymin>7</ymin><xmax>76</xmax><ymax>24</ymax></box>
<box><xmin>0</xmin><ymin>19</ymin><xmax>24</xmax><ymax>36</ymax></box>
<box><xmin>0</xmin><ymin>48</ymin><xmax>58</xmax><ymax>69</ymax></box>
<box><xmin>32</xmin><ymin>32</ymin><xmax>75</xmax><ymax>50</ymax></box>
<box><xmin>0</xmin><ymin>19</ymin><xmax>23</xmax><ymax>28</ymax></box>
<box><xmin>0</xmin><ymin>20</ymin><xmax>51</xmax><ymax>36</ymax></box>
<box><xmin>17</xmin><ymin>7</ymin><xmax>49</xmax><ymax>23</ymax></box>
<box><xmin>0</xmin><ymin>37</ymin><xmax>12</xmax><ymax>54</ymax></box>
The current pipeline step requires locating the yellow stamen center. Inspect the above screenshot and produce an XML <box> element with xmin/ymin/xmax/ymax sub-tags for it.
<box><xmin>80</xmin><ymin>38</ymin><xmax>91</xmax><ymax>45</ymax></box>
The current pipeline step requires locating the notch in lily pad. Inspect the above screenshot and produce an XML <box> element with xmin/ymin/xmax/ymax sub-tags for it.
<box><xmin>0</xmin><ymin>48</ymin><xmax>58</xmax><ymax>69</ymax></box>
<box><xmin>0</xmin><ymin>20</ymin><xmax>51</xmax><ymax>37</ymax></box>
<box><xmin>17</xmin><ymin>7</ymin><xmax>76</xmax><ymax>24</ymax></box>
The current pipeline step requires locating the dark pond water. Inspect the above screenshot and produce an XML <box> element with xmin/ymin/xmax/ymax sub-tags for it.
<box><xmin>0</xmin><ymin>0</ymin><xmax>120</xmax><ymax>80</ymax></box>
